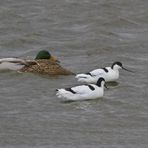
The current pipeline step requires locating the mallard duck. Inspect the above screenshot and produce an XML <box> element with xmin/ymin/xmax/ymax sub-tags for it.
<box><xmin>0</xmin><ymin>50</ymin><xmax>74</xmax><ymax>75</ymax></box>
<box><xmin>56</xmin><ymin>77</ymin><xmax>106</xmax><ymax>101</ymax></box>
<box><xmin>76</xmin><ymin>61</ymin><xmax>133</xmax><ymax>83</ymax></box>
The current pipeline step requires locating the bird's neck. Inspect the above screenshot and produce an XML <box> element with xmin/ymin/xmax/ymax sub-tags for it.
<box><xmin>96</xmin><ymin>82</ymin><xmax>104</xmax><ymax>87</ymax></box>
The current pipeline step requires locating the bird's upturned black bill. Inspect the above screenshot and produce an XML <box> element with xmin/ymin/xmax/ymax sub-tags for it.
<box><xmin>122</xmin><ymin>67</ymin><xmax>134</xmax><ymax>73</ymax></box>
<box><xmin>104</xmin><ymin>84</ymin><xmax>108</xmax><ymax>89</ymax></box>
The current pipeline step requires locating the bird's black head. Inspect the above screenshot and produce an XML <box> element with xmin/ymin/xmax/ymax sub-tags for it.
<box><xmin>111</xmin><ymin>61</ymin><xmax>123</xmax><ymax>69</ymax></box>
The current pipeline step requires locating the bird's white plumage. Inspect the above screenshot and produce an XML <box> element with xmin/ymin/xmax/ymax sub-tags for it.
<box><xmin>56</xmin><ymin>78</ymin><xmax>105</xmax><ymax>101</ymax></box>
<box><xmin>0</xmin><ymin>58</ymin><xmax>25</xmax><ymax>70</ymax></box>
<box><xmin>0</xmin><ymin>58</ymin><xmax>36</xmax><ymax>71</ymax></box>
<box><xmin>0</xmin><ymin>58</ymin><xmax>25</xmax><ymax>63</ymax></box>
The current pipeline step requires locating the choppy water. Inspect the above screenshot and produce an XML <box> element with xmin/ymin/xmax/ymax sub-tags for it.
<box><xmin>0</xmin><ymin>0</ymin><xmax>148</xmax><ymax>147</ymax></box>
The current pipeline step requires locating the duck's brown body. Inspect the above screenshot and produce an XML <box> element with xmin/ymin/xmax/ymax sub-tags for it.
<box><xmin>20</xmin><ymin>59</ymin><xmax>74</xmax><ymax>76</ymax></box>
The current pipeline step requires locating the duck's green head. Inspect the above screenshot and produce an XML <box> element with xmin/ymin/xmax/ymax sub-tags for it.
<box><xmin>35</xmin><ymin>50</ymin><xmax>59</xmax><ymax>62</ymax></box>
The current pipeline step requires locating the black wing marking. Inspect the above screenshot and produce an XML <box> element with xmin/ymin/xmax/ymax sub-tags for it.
<box><xmin>102</xmin><ymin>68</ymin><xmax>109</xmax><ymax>73</ymax></box>
<box><xmin>85</xmin><ymin>84</ymin><xmax>95</xmax><ymax>91</ymax></box>
<box><xmin>86</xmin><ymin>72</ymin><xmax>97</xmax><ymax>77</ymax></box>
<box><xmin>65</xmin><ymin>88</ymin><xmax>76</xmax><ymax>94</ymax></box>
<box><xmin>85</xmin><ymin>72</ymin><xmax>92</xmax><ymax>76</ymax></box>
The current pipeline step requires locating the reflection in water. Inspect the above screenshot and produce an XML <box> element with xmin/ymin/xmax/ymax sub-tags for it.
<box><xmin>106</xmin><ymin>81</ymin><xmax>119</xmax><ymax>87</ymax></box>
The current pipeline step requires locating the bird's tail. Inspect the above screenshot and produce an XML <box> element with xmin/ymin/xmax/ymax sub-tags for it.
<box><xmin>56</xmin><ymin>89</ymin><xmax>70</xmax><ymax>99</ymax></box>
<box><xmin>75</xmin><ymin>73</ymin><xmax>91</xmax><ymax>79</ymax></box>
<box><xmin>75</xmin><ymin>73</ymin><xmax>92</xmax><ymax>83</ymax></box>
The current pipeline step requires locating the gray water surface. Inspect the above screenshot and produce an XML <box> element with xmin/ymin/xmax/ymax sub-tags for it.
<box><xmin>0</xmin><ymin>0</ymin><xmax>148</xmax><ymax>148</ymax></box>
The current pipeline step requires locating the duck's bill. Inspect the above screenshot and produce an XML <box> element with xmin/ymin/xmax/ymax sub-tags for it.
<box><xmin>122</xmin><ymin>67</ymin><xmax>134</xmax><ymax>73</ymax></box>
<box><xmin>50</xmin><ymin>56</ymin><xmax>60</xmax><ymax>63</ymax></box>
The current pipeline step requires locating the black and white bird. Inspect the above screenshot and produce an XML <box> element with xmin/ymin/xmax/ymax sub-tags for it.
<box><xmin>75</xmin><ymin>61</ymin><xmax>133</xmax><ymax>83</ymax></box>
<box><xmin>56</xmin><ymin>77</ymin><xmax>106</xmax><ymax>101</ymax></box>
